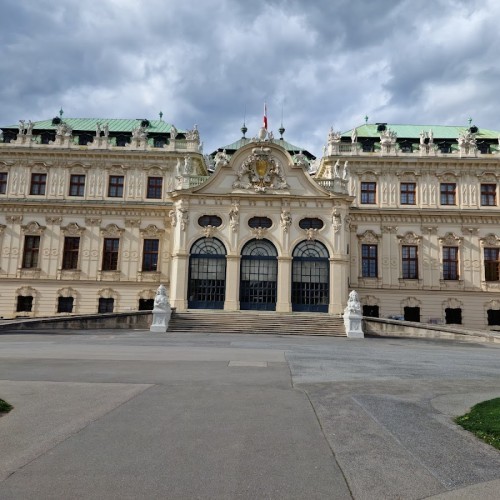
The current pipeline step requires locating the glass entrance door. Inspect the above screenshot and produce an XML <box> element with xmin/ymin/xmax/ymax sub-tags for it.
<box><xmin>291</xmin><ymin>240</ymin><xmax>329</xmax><ymax>312</ymax></box>
<box><xmin>240</xmin><ymin>239</ymin><xmax>278</xmax><ymax>311</ymax></box>
<box><xmin>188</xmin><ymin>238</ymin><xmax>227</xmax><ymax>309</ymax></box>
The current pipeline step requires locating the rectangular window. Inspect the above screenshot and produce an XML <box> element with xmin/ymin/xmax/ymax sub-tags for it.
<box><xmin>0</xmin><ymin>172</ymin><xmax>7</xmax><ymax>194</ymax></box>
<box><xmin>69</xmin><ymin>174</ymin><xmax>86</xmax><ymax>196</ymax></box>
<box><xmin>108</xmin><ymin>176</ymin><xmax>124</xmax><ymax>197</ymax></box>
<box><xmin>440</xmin><ymin>183</ymin><xmax>456</xmax><ymax>205</ymax></box>
<box><xmin>17</xmin><ymin>296</ymin><xmax>33</xmax><ymax>312</ymax></box>
<box><xmin>402</xmin><ymin>245</ymin><xmax>418</xmax><ymax>279</ymax></box>
<box><xmin>142</xmin><ymin>239</ymin><xmax>159</xmax><ymax>271</ymax></box>
<box><xmin>30</xmin><ymin>173</ymin><xmax>47</xmax><ymax>195</ymax></box>
<box><xmin>484</xmin><ymin>248</ymin><xmax>500</xmax><ymax>281</ymax></box>
<box><xmin>361</xmin><ymin>182</ymin><xmax>376</xmax><ymax>204</ymax></box>
<box><xmin>98</xmin><ymin>297</ymin><xmax>114</xmax><ymax>313</ymax></box>
<box><xmin>361</xmin><ymin>244</ymin><xmax>378</xmax><ymax>277</ymax></box>
<box><xmin>22</xmin><ymin>235</ymin><xmax>40</xmax><ymax>268</ymax></box>
<box><xmin>442</xmin><ymin>246</ymin><xmax>459</xmax><ymax>280</ymax></box>
<box><xmin>62</xmin><ymin>237</ymin><xmax>80</xmax><ymax>270</ymax></box>
<box><xmin>57</xmin><ymin>297</ymin><xmax>74</xmax><ymax>313</ymax></box>
<box><xmin>481</xmin><ymin>184</ymin><xmax>496</xmax><ymax>206</ymax></box>
<box><xmin>400</xmin><ymin>182</ymin><xmax>416</xmax><ymax>205</ymax></box>
<box><xmin>147</xmin><ymin>177</ymin><xmax>163</xmax><ymax>199</ymax></box>
<box><xmin>102</xmin><ymin>238</ymin><xmax>119</xmax><ymax>271</ymax></box>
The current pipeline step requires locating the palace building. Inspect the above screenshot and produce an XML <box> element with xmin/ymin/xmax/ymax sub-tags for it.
<box><xmin>0</xmin><ymin>115</ymin><xmax>500</xmax><ymax>330</ymax></box>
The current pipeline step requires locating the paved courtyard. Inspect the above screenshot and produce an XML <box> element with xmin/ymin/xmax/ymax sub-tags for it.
<box><xmin>0</xmin><ymin>329</ymin><xmax>499</xmax><ymax>499</ymax></box>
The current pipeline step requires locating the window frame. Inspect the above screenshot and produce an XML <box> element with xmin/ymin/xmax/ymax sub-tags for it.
<box><xmin>22</xmin><ymin>235</ymin><xmax>40</xmax><ymax>268</ymax></box>
<box><xmin>108</xmin><ymin>175</ymin><xmax>124</xmax><ymax>198</ymax></box>
<box><xmin>400</xmin><ymin>182</ymin><xmax>416</xmax><ymax>205</ymax></box>
<box><xmin>480</xmin><ymin>183</ymin><xmax>496</xmax><ymax>207</ymax></box>
<box><xmin>102</xmin><ymin>238</ymin><xmax>120</xmax><ymax>271</ymax></box>
<box><xmin>484</xmin><ymin>247</ymin><xmax>500</xmax><ymax>282</ymax></box>
<box><xmin>440</xmin><ymin>182</ymin><xmax>456</xmax><ymax>206</ymax></box>
<box><xmin>146</xmin><ymin>177</ymin><xmax>163</xmax><ymax>199</ymax></box>
<box><xmin>402</xmin><ymin>245</ymin><xmax>418</xmax><ymax>279</ymax></box>
<box><xmin>360</xmin><ymin>182</ymin><xmax>377</xmax><ymax>204</ymax></box>
<box><xmin>142</xmin><ymin>239</ymin><xmax>159</xmax><ymax>272</ymax></box>
<box><xmin>442</xmin><ymin>246</ymin><xmax>459</xmax><ymax>280</ymax></box>
<box><xmin>0</xmin><ymin>172</ymin><xmax>7</xmax><ymax>194</ymax></box>
<box><xmin>30</xmin><ymin>173</ymin><xmax>47</xmax><ymax>196</ymax></box>
<box><xmin>69</xmin><ymin>174</ymin><xmax>86</xmax><ymax>197</ymax></box>
<box><xmin>361</xmin><ymin>244</ymin><xmax>378</xmax><ymax>278</ymax></box>
<box><xmin>62</xmin><ymin>236</ymin><xmax>80</xmax><ymax>270</ymax></box>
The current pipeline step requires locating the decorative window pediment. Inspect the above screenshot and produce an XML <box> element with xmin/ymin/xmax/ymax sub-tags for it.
<box><xmin>397</xmin><ymin>231</ymin><xmax>421</xmax><ymax>245</ymax></box>
<box><xmin>61</xmin><ymin>222</ymin><xmax>86</xmax><ymax>236</ymax></box>
<box><xmin>436</xmin><ymin>172</ymin><xmax>458</xmax><ymax>182</ymax></box>
<box><xmin>443</xmin><ymin>297</ymin><xmax>462</xmax><ymax>309</ymax></box>
<box><xmin>57</xmin><ymin>287</ymin><xmax>77</xmax><ymax>298</ymax></box>
<box><xmin>477</xmin><ymin>172</ymin><xmax>498</xmax><ymax>182</ymax></box>
<box><xmin>480</xmin><ymin>233</ymin><xmax>500</xmax><ymax>247</ymax></box>
<box><xmin>98</xmin><ymin>287</ymin><xmax>117</xmax><ymax>299</ymax></box>
<box><xmin>439</xmin><ymin>232</ymin><xmax>462</xmax><ymax>246</ymax></box>
<box><xmin>101</xmin><ymin>224</ymin><xmax>124</xmax><ymax>237</ymax></box>
<box><xmin>401</xmin><ymin>296</ymin><xmax>421</xmax><ymax>308</ymax></box>
<box><xmin>140</xmin><ymin>224</ymin><xmax>164</xmax><ymax>238</ymax></box>
<box><xmin>16</xmin><ymin>286</ymin><xmax>37</xmax><ymax>297</ymax></box>
<box><xmin>359</xmin><ymin>170</ymin><xmax>379</xmax><ymax>181</ymax></box>
<box><xmin>357</xmin><ymin>230</ymin><xmax>380</xmax><ymax>244</ymax></box>
<box><xmin>21</xmin><ymin>221</ymin><xmax>46</xmax><ymax>235</ymax></box>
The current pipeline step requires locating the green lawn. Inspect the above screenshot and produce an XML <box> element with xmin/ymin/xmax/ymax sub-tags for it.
<box><xmin>455</xmin><ymin>397</ymin><xmax>500</xmax><ymax>450</ymax></box>
<box><xmin>0</xmin><ymin>398</ymin><xmax>13</xmax><ymax>414</ymax></box>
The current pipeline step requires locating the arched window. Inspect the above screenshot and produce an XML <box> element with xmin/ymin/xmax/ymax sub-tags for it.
<box><xmin>292</xmin><ymin>240</ymin><xmax>329</xmax><ymax>312</ymax></box>
<box><xmin>240</xmin><ymin>239</ymin><xmax>278</xmax><ymax>311</ymax></box>
<box><xmin>188</xmin><ymin>238</ymin><xmax>227</xmax><ymax>309</ymax></box>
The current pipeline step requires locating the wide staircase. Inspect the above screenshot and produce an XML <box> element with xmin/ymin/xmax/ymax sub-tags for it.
<box><xmin>168</xmin><ymin>310</ymin><xmax>346</xmax><ymax>336</ymax></box>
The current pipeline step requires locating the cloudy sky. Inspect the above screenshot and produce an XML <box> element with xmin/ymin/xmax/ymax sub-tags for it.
<box><xmin>1</xmin><ymin>0</ymin><xmax>499</xmax><ymax>156</ymax></box>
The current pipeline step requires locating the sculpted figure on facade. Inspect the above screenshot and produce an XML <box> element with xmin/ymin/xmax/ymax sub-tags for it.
<box><xmin>214</xmin><ymin>149</ymin><xmax>230</xmax><ymax>169</ymax></box>
<box><xmin>333</xmin><ymin>160</ymin><xmax>341</xmax><ymax>178</ymax></box>
<box><xmin>342</xmin><ymin>160</ymin><xmax>349</xmax><ymax>181</ymax></box>
<box><xmin>183</xmin><ymin>156</ymin><xmax>194</xmax><ymax>175</ymax></box>
<box><xmin>169</xmin><ymin>208</ymin><xmax>177</xmax><ymax>227</ymax></box>
<box><xmin>458</xmin><ymin>129</ymin><xmax>477</xmax><ymax>155</ymax></box>
<box><xmin>185</xmin><ymin>124</ymin><xmax>200</xmax><ymax>143</ymax></box>
<box><xmin>280</xmin><ymin>209</ymin><xmax>292</xmax><ymax>232</ymax></box>
<box><xmin>178</xmin><ymin>203</ymin><xmax>189</xmax><ymax>231</ymax></box>
<box><xmin>26</xmin><ymin>120</ymin><xmax>34</xmax><ymax>135</ymax></box>
<box><xmin>170</xmin><ymin>125</ymin><xmax>177</xmax><ymax>140</ymax></box>
<box><xmin>351</xmin><ymin>128</ymin><xmax>358</xmax><ymax>143</ymax></box>
<box><xmin>96</xmin><ymin>123</ymin><xmax>101</xmax><ymax>137</ymax></box>
<box><xmin>229</xmin><ymin>202</ymin><xmax>239</xmax><ymax>232</ymax></box>
<box><xmin>332</xmin><ymin>208</ymin><xmax>342</xmax><ymax>233</ymax></box>
<box><xmin>293</xmin><ymin>151</ymin><xmax>309</xmax><ymax>169</ymax></box>
<box><xmin>18</xmin><ymin>120</ymin><xmax>25</xmax><ymax>135</ymax></box>
<box><xmin>102</xmin><ymin>123</ymin><xmax>109</xmax><ymax>138</ymax></box>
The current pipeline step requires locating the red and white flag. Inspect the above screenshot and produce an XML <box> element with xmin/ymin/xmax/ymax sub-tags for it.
<box><xmin>263</xmin><ymin>103</ymin><xmax>268</xmax><ymax>130</ymax></box>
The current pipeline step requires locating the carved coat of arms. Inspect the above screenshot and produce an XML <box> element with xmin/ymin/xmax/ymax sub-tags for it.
<box><xmin>232</xmin><ymin>147</ymin><xmax>289</xmax><ymax>193</ymax></box>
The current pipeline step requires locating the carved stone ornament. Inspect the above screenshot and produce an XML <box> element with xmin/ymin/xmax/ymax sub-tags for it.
<box><xmin>397</xmin><ymin>231</ymin><xmax>421</xmax><ymax>245</ymax></box>
<box><xmin>22</xmin><ymin>221</ymin><xmax>46</xmax><ymax>235</ymax></box>
<box><xmin>233</xmin><ymin>147</ymin><xmax>289</xmax><ymax>193</ymax></box>
<box><xmin>178</xmin><ymin>207</ymin><xmax>189</xmax><ymax>231</ymax></box>
<box><xmin>85</xmin><ymin>217</ymin><xmax>102</xmax><ymax>226</ymax></box>
<box><xmin>481</xmin><ymin>233</ymin><xmax>500</xmax><ymax>247</ymax></box>
<box><xmin>57</xmin><ymin>287</ymin><xmax>77</xmax><ymax>298</ymax></box>
<box><xmin>280</xmin><ymin>210</ymin><xmax>292</xmax><ymax>233</ymax></box>
<box><xmin>101</xmin><ymin>224</ymin><xmax>124</xmax><ymax>237</ymax></box>
<box><xmin>251</xmin><ymin>227</ymin><xmax>267</xmax><ymax>239</ymax></box>
<box><xmin>305</xmin><ymin>228</ymin><xmax>318</xmax><ymax>241</ymax></box>
<box><xmin>45</xmin><ymin>216</ymin><xmax>63</xmax><ymax>225</ymax></box>
<box><xmin>61</xmin><ymin>222</ymin><xmax>85</xmax><ymax>236</ymax></box>
<box><xmin>439</xmin><ymin>232</ymin><xmax>462</xmax><ymax>246</ymax></box>
<box><xmin>98</xmin><ymin>288</ymin><xmax>116</xmax><ymax>299</ymax></box>
<box><xmin>6</xmin><ymin>215</ymin><xmax>23</xmax><ymax>224</ymax></box>
<box><xmin>169</xmin><ymin>209</ymin><xmax>177</xmax><ymax>227</ymax></box>
<box><xmin>16</xmin><ymin>286</ymin><xmax>37</xmax><ymax>297</ymax></box>
<box><xmin>202</xmin><ymin>225</ymin><xmax>217</xmax><ymax>238</ymax></box>
<box><xmin>229</xmin><ymin>202</ymin><xmax>239</xmax><ymax>232</ymax></box>
<box><xmin>357</xmin><ymin>230</ymin><xmax>380</xmax><ymax>244</ymax></box>
<box><xmin>141</xmin><ymin>224</ymin><xmax>164</xmax><ymax>238</ymax></box>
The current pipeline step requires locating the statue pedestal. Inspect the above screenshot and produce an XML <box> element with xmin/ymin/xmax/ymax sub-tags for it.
<box><xmin>344</xmin><ymin>313</ymin><xmax>364</xmax><ymax>338</ymax></box>
<box><xmin>150</xmin><ymin>306</ymin><xmax>171</xmax><ymax>333</ymax></box>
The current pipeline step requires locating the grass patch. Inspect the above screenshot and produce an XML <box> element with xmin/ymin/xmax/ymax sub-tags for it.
<box><xmin>0</xmin><ymin>398</ymin><xmax>13</xmax><ymax>414</ymax></box>
<box><xmin>455</xmin><ymin>397</ymin><xmax>500</xmax><ymax>450</ymax></box>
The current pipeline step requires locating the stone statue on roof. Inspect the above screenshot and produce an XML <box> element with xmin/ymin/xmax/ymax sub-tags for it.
<box><xmin>293</xmin><ymin>151</ymin><xmax>309</xmax><ymax>169</ymax></box>
<box><xmin>96</xmin><ymin>123</ymin><xmax>101</xmax><ymax>137</ymax></box>
<box><xmin>170</xmin><ymin>125</ymin><xmax>177</xmax><ymax>140</ymax></box>
<box><xmin>351</xmin><ymin>128</ymin><xmax>358</xmax><ymax>143</ymax></box>
<box><xmin>103</xmin><ymin>123</ymin><xmax>109</xmax><ymax>138</ymax></box>
<box><xmin>18</xmin><ymin>120</ymin><xmax>25</xmax><ymax>135</ymax></box>
<box><xmin>214</xmin><ymin>149</ymin><xmax>230</xmax><ymax>168</ymax></box>
<box><xmin>26</xmin><ymin>120</ymin><xmax>33</xmax><ymax>135</ymax></box>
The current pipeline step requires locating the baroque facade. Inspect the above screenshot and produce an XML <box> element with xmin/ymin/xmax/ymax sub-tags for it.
<box><xmin>0</xmin><ymin>116</ymin><xmax>500</xmax><ymax>330</ymax></box>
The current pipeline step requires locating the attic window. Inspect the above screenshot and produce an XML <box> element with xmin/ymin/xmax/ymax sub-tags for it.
<box><xmin>248</xmin><ymin>216</ymin><xmax>272</xmax><ymax>229</ymax></box>
<box><xmin>198</xmin><ymin>215</ymin><xmax>222</xmax><ymax>227</ymax></box>
<box><xmin>299</xmin><ymin>218</ymin><xmax>324</xmax><ymax>230</ymax></box>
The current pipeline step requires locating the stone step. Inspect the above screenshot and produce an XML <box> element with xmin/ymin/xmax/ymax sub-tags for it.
<box><xmin>168</xmin><ymin>310</ymin><xmax>345</xmax><ymax>336</ymax></box>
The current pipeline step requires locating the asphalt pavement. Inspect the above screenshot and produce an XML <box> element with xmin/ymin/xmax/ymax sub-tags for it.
<box><xmin>0</xmin><ymin>330</ymin><xmax>499</xmax><ymax>499</ymax></box>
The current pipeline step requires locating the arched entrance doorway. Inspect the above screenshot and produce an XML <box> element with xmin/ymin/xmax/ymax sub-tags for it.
<box><xmin>240</xmin><ymin>239</ymin><xmax>278</xmax><ymax>311</ymax></box>
<box><xmin>188</xmin><ymin>238</ymin><xmax>227</xmax><ymax>309</ymax></box>
<box><xmin>291</xmin><ymin>240</ymin><xmax>330</xmax><ymax>312</ymax></box>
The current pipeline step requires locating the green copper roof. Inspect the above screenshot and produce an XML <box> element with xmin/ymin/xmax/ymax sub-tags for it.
<box><xmin>216</xmin><ymin>137</ymin><xmax>316</xmax><ymax>159</ymax></box>
<box><xmin>343</xmin><ymin>124</ymin><xmax>500</xmax><ymax>140</ymax></box>
<box><xmin>2</xmin><ymin>118</ymin><xmax>182</xmax><ymax>134</ymax></box>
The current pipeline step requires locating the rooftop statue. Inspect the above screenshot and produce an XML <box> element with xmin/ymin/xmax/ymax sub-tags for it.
<box><xmin>170</xmin><ymin>124</ymin><xmax>177</xmax><ymax>140</ymax></box>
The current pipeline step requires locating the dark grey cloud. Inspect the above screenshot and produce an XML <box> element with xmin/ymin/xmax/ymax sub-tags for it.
<box><xmin>1</xmin><ymin>0</ymin><xmax>500</xmax><ymax>156</ymax></box>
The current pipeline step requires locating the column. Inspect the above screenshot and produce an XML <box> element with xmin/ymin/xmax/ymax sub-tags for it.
<box><xmin>276</xmin><ymin>256</ymin><xmax>292</xmax><ymax>313</ymax></box>
<box><xmin>224</xmin><ymin>254</ymin><xmax>240</xmax><ymax>311</ymax></box>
